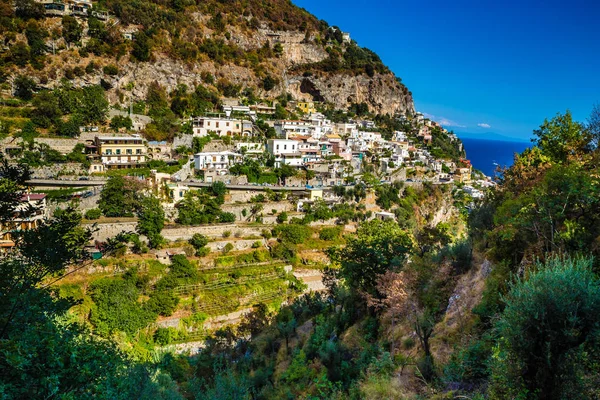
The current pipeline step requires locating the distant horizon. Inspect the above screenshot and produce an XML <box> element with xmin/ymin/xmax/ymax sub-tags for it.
<box><xmin>454</xmin><ymin>131</ymin><xmax>532</xmax><ymax>143</ymax></box>
<box><xmin>293</xmin><ymin>0</ymin><xmax>600</xmax><ymax>141</ymax></box>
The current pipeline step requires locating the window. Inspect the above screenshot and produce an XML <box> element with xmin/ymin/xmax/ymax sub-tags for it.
<box><xmin>106</xmin><ymin>149</ymin><xmax>112</xmax><ymax>155</ymax></box>
<box><xmin>216</xmin><ymin>122</ymin><xmax>220</xmax><ymax>128</ymax></box>
<box><xmin>284</xmin><ymin>145</ymin><xmax>287</xmax><ymax>150</ymax></box>
<box><xmin>126</xmin><ymin>149</ymin><xmax>132</xmax><ymax>155</ymax></box>
<box><xmin>116</xmin><ymin>149</ymin><xmax>121</xmax><ymax>155</ymax></box>
<box><xmin>136</xmin><ymin>149</ymin><xmax>141</xmax><ymax>154</ymax></box>
<box><xmin>276</xmin><ymin>145</ymin><xmax>279</xmax><ymax>150</ymax></box>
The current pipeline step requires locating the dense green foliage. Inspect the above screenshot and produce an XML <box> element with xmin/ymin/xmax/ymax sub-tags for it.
<box><xmin>98</xmin><ymin>175</ymin><xmax>143</xmax><ymax>217</ymax></box>
<box><xmin>175</xmin><ymin>183</ymin><xmax>235</xmax><ymax>225</ymax></box>
<box><xmin>0</xmin><ymin>160</ymin><xmax>181</xmax><ymax>398</ymax></box>
<box><xmin>136</xmin><ymin>195</ymin><xmax>165</xmax><ymax>248</ymax></box>
<box><xmin>490</xmin><ymin>256</ymin><xmax>600</xmax><ymax>399</ymax></box>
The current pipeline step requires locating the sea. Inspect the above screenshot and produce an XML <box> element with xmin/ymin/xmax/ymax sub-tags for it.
<box><xmin>460</xmin><ymin>138</ymin><xmax>531</xmax><ymax>177</ymax></box>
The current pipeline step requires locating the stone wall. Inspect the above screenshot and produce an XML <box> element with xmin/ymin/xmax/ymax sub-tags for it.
<box><xmin>206</xmin><ymin>238</ymin><xmax>266</xmax><ymax>252</ymax></box>
<box><xmin>162</xmin><ymin>224</ymin><xmax>267</xmax><ymax>242</ymax></box>
<box><xmin>86</xmin><ymin>222</ymin><xmax>138</xmax><ymax>242</ymax></box>
<box><xmin>87</xmin><ymin>221</ymin><xmax>270</xmax><ymax>242</ymax></box>
<box><xmin>31</xmin><ymin>163</ymin><xmax>88</xmax><ymax>179</ymax></box>
<box><xmin>222</xmin><ymin>201</ymin><xmax>295</xmax><ymax>221</ymax></box>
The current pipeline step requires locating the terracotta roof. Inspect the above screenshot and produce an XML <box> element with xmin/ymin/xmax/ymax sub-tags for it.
<box><xmin>20</xmin><ymin>194</ymin><xmax>46</xmax><ymax>201</ymax></box>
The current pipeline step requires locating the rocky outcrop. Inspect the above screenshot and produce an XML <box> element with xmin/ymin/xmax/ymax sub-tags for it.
<box><xmin>18</xmin><ymin>17</ymin><xmax>414</xmax><ymax>117</ymax></box>
<box><xmin>287</xmin><ymin>72</ymin><xmax>414</xmax><ymax>116</ymax></box>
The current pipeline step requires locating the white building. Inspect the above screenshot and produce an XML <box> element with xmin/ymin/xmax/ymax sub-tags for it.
<box><xmin>266</xmin><ymin>139</ymin><xmax>303</xmax><ymax>167</ymax></box>
<box><xmin>334</xmin><ymin>122</ymin><xmax>358</xmax><ymax>136</ymax></box>
<box><xmin>191</xmin><ymin>117</ymin><xmax>252</xmax><ymax>137</ymax></box>
<box><xmin>302</xmin><ymin>113</ymin><xmax>333</xmax><ymax>139</ymax></box>
<box><xmin>235</xmin><ymin>142</ymin><xmax>265</xmax><ymax>157</ymax></box>
<box><xmin>194</xmin><ymin>151</ymin><xmax>243</xmax><ymax>174</ymax></box>
<box><xmin>274</xmin><ymin>120</ymin><xmax>312</xmax><ymax>138</ymax></box>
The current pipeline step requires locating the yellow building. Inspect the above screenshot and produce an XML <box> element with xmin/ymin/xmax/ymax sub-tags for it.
<box><xmin>94</xmin><ymin>135</ymin><xmax>147</xmax><ymax>169</ymax></box>
<box><xmin>456</xmin><ymin>167</ymin><xmax>472</xmax><ymax>184</ymax></box>
<box><xmin>297</xmin><ymin>102</ymin><xmax>317</xmax><ymax>114</ymax></box>
<box><xmin>308</xmin><ymin>188</ymin><xmax>323</xmax><ymax>201</ymax></box>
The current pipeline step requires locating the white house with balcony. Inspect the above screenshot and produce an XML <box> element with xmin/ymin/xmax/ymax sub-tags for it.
<box><xmin>191</xmin><ymin>116</ymin><xmax>252</xmax><ymax>137</ymax></box>
<box><xmin>194</xmin><ymin>151</ymin><xmax>243</xmax><ymax>175</ymax></box>
<box><xmin>266</xmin><ymin>139</ymin><xmax>303</xmax><ymax>167</ymax></box>
<box><xmin>274</xmin><ymin>120</ymin><xmax>312</xmax><ymax>138</ymax></box>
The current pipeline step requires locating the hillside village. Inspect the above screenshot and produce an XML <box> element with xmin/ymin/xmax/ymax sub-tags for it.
<box><xmin>9</xmin><ymin>1</ymin><xmax>580</xmax><ymax>399</ymax></box>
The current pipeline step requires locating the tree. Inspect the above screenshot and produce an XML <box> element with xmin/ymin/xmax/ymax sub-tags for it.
<box><xmin>98</xmin><ymin>176</ymin><xmax>142</xmax><ymax>217</ymax></box>
<box><xmin>0</xmin><ymin>143</ymin><xmax>182</xmax><ymax>400</ymax></box>
<box><xmin>329</xmin><ymin>219</ymin><xmax>414</xmax><ymax>298</ymax></box>
<box><xmin>249</xmin><ymin>203</ymin><xmax>264</xmax><ymax>222</ymax></box>
<box><xmin>8</xmin><ymin>42</ymin><xmax>30</xmax><ymax>67</ymax></box>
<box><xmin>15</xmin><ymin>0</ymin><xmax>45</xmax><ymax>19</ymax></box>
<box><xmin>110</xmin><ymin>115</ymin><xmax>133</xmax><ymax>131</ymax></box>
<box><xmin>136</xmin><ymin>195</ymin><xmax>165</xmax><ymax>248</ymax></box>
<box><xmin>25</xmin><ymin>20</ymin><xmax>48</xmax><ymax>57</ymax></box>
<box><xmin>189</xmin><ymin>233</ymin><xmax>209</xmax><ymax>256</ymax></box>
<box><xmin>274</xmin><ymin>224</ymin><xmax>311</xmax><ymax>244</ymax></box>
<box><xmin>587</xmin><ymin>103</ymin><xmax>600</xmax><ymax>150</ymax></box>
<box><xmin>132</xmin><ymin>32</ymin><xmax>151</xmax><ymax>61</ymax></box>
<box><xmin>31</xmin><ymin>91</ymin><xmax>62</xmax><ymax>128</ymax></box>
<box><xmin>276</xmin><ymin>163</ymin><xmax>297</xmax><ymax>185</ymax></box>
<box><xmin>62</xmin><ymin>15</ymin><xmax>82</xmax><ymax>46</ymax></box>
<box><xmin>14</xmin><ymin>75</ymin><xmax>36</xmax><ymax>101</ymax></box>
<box><xmin>276</xmin><ymin>211</ymin><xmax>288</xmax><ymax>224</ymax></box>
<box><xmin>490</xmin><ymin>256</ymin><xmax>600</xmax><ymax>400</ymax></box>
<box><xmin>533</xmin><ymin>110</ymin><xmax>591</xmax><ymax>163</ymax></box>
<box><xmin>81</xmin><ymin>85</ymin><xmax>109</xmax><ymax>124</ymax></box>
<box><xmin>263</xmin><ymin>75</ymin><xmax>278</xmax><ymax>91</ymax></box>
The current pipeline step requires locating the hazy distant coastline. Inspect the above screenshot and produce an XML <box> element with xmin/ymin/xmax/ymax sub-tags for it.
<box><xmin>456</xmin><ymin>131</ymin><xmax>531</xmax><ymax>143</ymax></box>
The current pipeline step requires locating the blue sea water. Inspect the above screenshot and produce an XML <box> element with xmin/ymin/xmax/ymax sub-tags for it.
<box><xmin>460</xmin><ymin>138</ymin><xmax>531</xmax><ymax>177</ymax></box>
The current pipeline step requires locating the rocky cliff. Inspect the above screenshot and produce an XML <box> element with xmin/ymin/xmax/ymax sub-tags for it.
<box><xmin>3</xmin><ymin>0</ymin><xmax>415</xmax><ymax>116</ymax></box>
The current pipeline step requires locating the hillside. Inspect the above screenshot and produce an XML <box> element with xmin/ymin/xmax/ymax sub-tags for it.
<box><xmin>0</xmin><ymin>0</ymin><xmax>414</xmax><ymax>116</ymax></box>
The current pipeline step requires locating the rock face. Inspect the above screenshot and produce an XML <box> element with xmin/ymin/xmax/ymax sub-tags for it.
<box><xmin>24</xmin><ymin>17</ymin><xmax>415</xmax><ymax>115</ymax></box>
<box><xmin>287</xmin><ymin>73</ymin><xmax>414</xmax><ymax>116</ymax></box>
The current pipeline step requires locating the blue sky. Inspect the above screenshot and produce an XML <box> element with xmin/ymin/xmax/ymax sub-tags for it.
<box><xmin>293</xmin><ymin>0</ymin><xmax>600</xmax><ymax>141</ymax></box>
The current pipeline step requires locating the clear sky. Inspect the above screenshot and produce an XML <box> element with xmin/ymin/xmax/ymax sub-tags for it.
<box><xmin>293</xmin><ymin>0</ymin><xmax>600</xmax><ymax>141</ymax></box>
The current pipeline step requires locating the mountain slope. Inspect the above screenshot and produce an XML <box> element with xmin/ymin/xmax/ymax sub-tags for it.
<box><xmin>1</xmin><ymin>0</ymin><xmax>414</xmax><ymax>115</ymax></box>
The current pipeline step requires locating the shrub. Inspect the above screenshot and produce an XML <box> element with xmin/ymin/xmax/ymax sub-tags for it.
<box><xmin>276</xmin><ymin>211</ymin><xmax>288</xmax><ymax>224</ymax></box>
<box><xmin>103</xmin><ymin>64</ymin><xmax>119</xmax><ymax>76</ymax></box>
<box><xmin>319</xmin><ymin>226</ymin><xmax>342</xmax><ymax>241</ymax></box>
<box><xmin>154</xmin><ymin>327</ymin><xmax>175</xmax><ymax>345</ymax></box>
<box><xmin>189</xmin><ymin>233</ymin><xmax>209</xmax><ymax>251</ymax></box>
<box><xmin>222</xmin><ymin>230</ymin><xmax>231</xmax><ymax>238</ymax></box>
<box><xmin>196</xmin><ymin>247</ymin><xmax>210</xmax><ymax>257</ymax></box>
<box><xmin>274</xmin><ymin>224</ymin><xmax>311</xmax><ymax>244</ymax></box>
<box><xmin>251</xmin><ymin>241</ymin><xmax>262</xmax><ymax>249</ymax></box>
<box><xmin>84</xmin><ymin>208</ymin><xmax>102</xmax><ymax>220</ymax></box>
<box><xmin>222</xmin><ymin>243</ymin><xmax>234</xmax><ymax>254</ymax></box>
<box><xmin>261</xmin><ymin>229</ymin><xmax>272</xmax><ymax>239</ymax></box>
<box><xmin>145</xmin><ymin>291</ymin><xmax>179</xmax><ymax>317</ymax></box>
<box><xmin>490</xmin><ymin>256</ymin><xmax>600</xmax><ymax>399</ymax></box>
